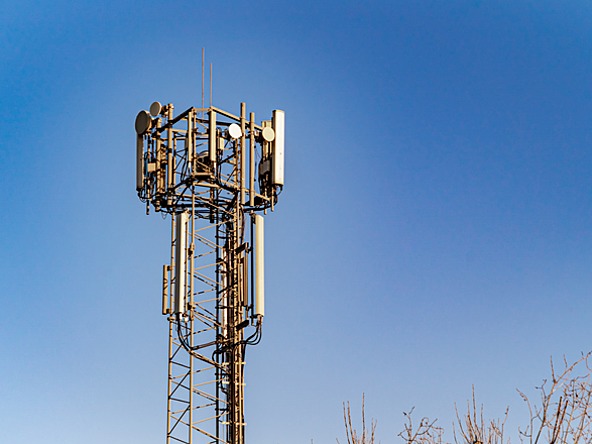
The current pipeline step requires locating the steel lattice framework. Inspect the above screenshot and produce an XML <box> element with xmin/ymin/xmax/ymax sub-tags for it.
<box><xmin>135</xmin><ymin>101</ymin><xmax>284</xmax><ymax>444</ymax></box>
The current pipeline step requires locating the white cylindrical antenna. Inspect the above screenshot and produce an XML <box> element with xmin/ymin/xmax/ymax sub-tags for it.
<box><xmin>209</xmin><ymin>110</ymin><xmax>217</xmax><ymax>166</ymax></box>
<box><xmin>271</xmin><ymin>110</ymin><xmax>285</xmax><ymax>186</ymax></box>
<box><xmin>254</xmin><ymin>214</ymin><xmax>265</xmax><ymax>317</ymax></box>
<box><xmin>136</xmin><ymin>135</ymin><xmax>144</xmax><ymax>191</ymax></box>
<box><xmin>174</xmin><ymin>211</ymin><xmax>188</xmax><ymax>314</ymax></box>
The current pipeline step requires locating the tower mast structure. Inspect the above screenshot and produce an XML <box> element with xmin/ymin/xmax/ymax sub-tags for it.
<box><xmin>135</xmin><ymin>99</ymin><xmax>285</xmax><ymax>444</ymax></box>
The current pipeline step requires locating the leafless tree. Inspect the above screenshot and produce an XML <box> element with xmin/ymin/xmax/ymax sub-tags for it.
<box><xmin>517</xmin><ymin>353</ymin><xmax>592</xmax><ymax>444</ymax></box>
<box><xmin>399</xmin><ymin>407</ymin><xmax>443</xmax><ymax>444</ymax></box>
<box><xmin>339</xmin><ymin>394</ymin><xmax>377</xmax><ymax>444</ymax></box>
<box><xmin>453</xmin><ymin>387</ymin><xmax>509</xmax><ymax>444</ymax></box>
<box><xmin>341</xmin><ymin>353</ymin><xmax>592</xmax><ymax>444</ymax></box>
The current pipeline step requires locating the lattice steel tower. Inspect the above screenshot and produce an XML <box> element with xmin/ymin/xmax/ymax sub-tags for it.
<box><xmin>135</xmin><ymin>99</ymin><xmax>284</xmax><ymax>444</ymax></box>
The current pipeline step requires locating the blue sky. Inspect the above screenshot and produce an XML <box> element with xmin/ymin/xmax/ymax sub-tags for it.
<box><xmin>1</xmin><ymin>1</ymin><xmax>592</xmax><ymax>443</ymax></box>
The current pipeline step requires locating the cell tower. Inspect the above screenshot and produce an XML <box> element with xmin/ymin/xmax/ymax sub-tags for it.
<box><xmin>134</xmin><ymin>96</ymin><xmax>284</xmax><ymax>444</ymax></box>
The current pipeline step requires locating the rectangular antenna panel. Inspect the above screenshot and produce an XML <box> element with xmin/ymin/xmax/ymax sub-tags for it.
<box><xmin>136</xmin><ymin>135</ymin><xmax>144</xmax><ymax>190</ymax></box>
<box><xmin>254</xmin><ymin>215</ymin><xmax>265</xmax><ymax>317</ymax></box>
<box><xmin>209</xmin><ymin>110</ymin><xmax>217</xmax><ymax>165</ymax></box>
<box><xmin>162</xmin><ymin>264</ymin><xmax>170</xmax><ymax>315</ymax></box>
<box><xmin>272</xmin><ymin>110</ymin><xmax>285</xmax><ymax>186</ymax></box>
<box><xmin>156</xmin><ymin>138</ymin><xmax>165</xmax><ymax>194</ymax></box>
<box><xmin>174</xmin><ymin>212</ymin><xmax>188</xmax><ymax>314</ymax></box>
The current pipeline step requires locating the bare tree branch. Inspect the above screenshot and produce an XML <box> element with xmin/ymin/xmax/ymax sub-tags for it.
<box><xmin>339</xmin><ymin>394</ymin><xmax>377</xmax><ymax>444</ymax></box>
<box><xmin>341</xmin><ymin>352</ymin><xmax>592</xmax><ymax>444</ymax></box>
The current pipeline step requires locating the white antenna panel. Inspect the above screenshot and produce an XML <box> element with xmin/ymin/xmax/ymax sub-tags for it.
<box><xmin>174</xmin><ymin>212</ymin><xmax>188</xmax><ymax>314</ymax></box>
<box><xmin>271</xmin><ymin>110</ymin><xmax>284</xmax><ymax>186</ymax></box>
<box><xmin>254</xmin><ymin>214</ymin><xmax>265</xmax><ymax>317</ymax></box>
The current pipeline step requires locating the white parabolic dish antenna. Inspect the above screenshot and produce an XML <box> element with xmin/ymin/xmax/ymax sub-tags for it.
<box><xmin>261</xmin><ymin>127</ymin><xmax>275</xmax><ymax>142</ymax></box>
<box><xmin>228</xmin><ymin>123</ymin><xmax>242</xmax><ymax>139</ymax></box>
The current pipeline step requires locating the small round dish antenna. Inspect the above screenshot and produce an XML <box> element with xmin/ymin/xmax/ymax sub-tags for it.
<box><xmin>261</xmin><ymin>127</ymin><xmax>275</xmax><ymax>142</ymax></box>
<box><xmin>228</xmin><ymin>123</ymin><xmax>242</xmax><ymax>139</ymax></box>
<box><xmin>135</xmin><ymin>110</ymin><xmax>152</xmax><ymax>135</ymax></box>
<box><xmin>150</xmin><ymin>101</ymin><xmax>162</xmax><ymax>116</ymax></box>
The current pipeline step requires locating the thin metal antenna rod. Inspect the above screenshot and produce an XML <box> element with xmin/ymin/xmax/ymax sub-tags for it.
<box><xmin>210</xmin><ymin>63</ymin><xmax>213</xmax><ymax>107</ymax></box>
<box><xmin>201</xmin><ymin>48</ymin><xmax>205</xmax><ymax>109</ymax></box>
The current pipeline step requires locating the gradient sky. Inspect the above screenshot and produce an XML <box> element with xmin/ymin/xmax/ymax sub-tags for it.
<box><xmin>1</xmin><ymin>1</ymin><xmax>592</xmax><ymax>443</ymax></box>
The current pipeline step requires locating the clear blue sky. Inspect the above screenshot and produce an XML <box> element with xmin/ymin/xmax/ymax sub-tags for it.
<box><xmin>1</xmin><ymin>1</ymin><xmax>591</xmax><ymax>443</ymax></box>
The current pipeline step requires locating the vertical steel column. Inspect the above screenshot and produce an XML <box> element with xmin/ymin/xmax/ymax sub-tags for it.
<box><xmin>166</xmin><ymin>320</ymin><xmax>173</xmax><ymax>444</ymax></box>
<box><xmin>240</xmin><ymin>103</ymin><xmax>246</xmax><ymax>205</ymax></box>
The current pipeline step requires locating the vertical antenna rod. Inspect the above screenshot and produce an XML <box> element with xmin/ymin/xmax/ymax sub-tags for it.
<box><xmin>201</xmin><ymin>48</ymin><xmax>205</xmax><ymax>109</ymax></box>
